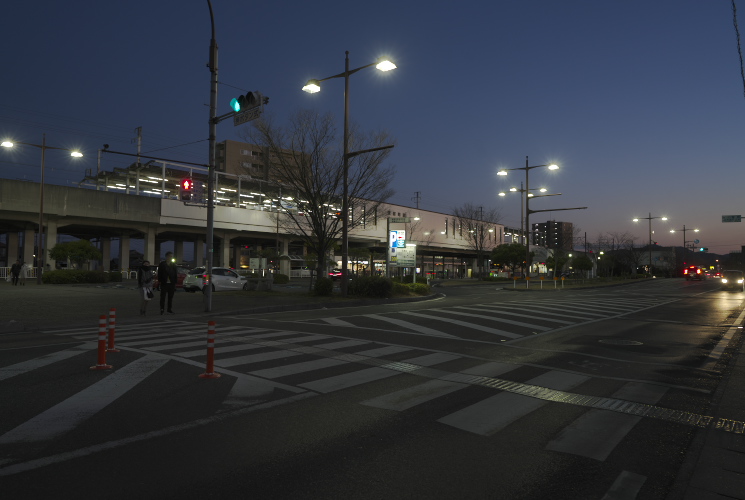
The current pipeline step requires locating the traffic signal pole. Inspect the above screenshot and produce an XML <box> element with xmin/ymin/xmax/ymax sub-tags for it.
<box><xmin>205</xmin><ymin>0</ymin><xmax>218</xmax><ymax>312</ymax></box>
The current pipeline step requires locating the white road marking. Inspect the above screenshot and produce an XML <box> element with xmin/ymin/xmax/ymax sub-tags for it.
<box><xmin>0</xmin><ymin>355</ymin><xmax>168</xmax><ymax>444</ymax></box>
<box><xmin>545</xmin><ymin>382</ymin><xmax>668</xmax><ymax>461</ymax></box>
<box><xmin>437</xmin><ymin>371</ymin><xmax>589</xmax><ymax>435</ymax></box>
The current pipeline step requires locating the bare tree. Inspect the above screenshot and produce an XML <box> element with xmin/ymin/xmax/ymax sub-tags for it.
<box><xmin>595</xmin><ymin>232</ymin><xmax>637</xmax><ymax>276</ymax></box>
<box><xmin>452</xmin><ymin>204</ymin><xmax>502</xmax><ymax>279</ymax></box>
<box><xmin>247</xmin><ymin>110</ymin><xmax>396</xmax><ymax>277</ymax></box>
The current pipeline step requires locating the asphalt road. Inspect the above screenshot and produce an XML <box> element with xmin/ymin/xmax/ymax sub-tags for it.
<box><xmin>0</xmin><ymin>278</ymin><xmax>742</xmax><ymax>499</ymax></box>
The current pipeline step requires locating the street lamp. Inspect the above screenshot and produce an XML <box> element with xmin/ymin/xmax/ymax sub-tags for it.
<box><xmin>1</xmin><ymin>135</ymin><xmax>83</xmax><ymax>283</ymax></box>
<box><xmin>302</xmin><ymin>51</ymin><xmax>396</xmax><ymax>296</ymax></box>
<box><xmin>633</xmin><ymin>213</ymin><xmax>668</xmax><ymax>275</ymax></box>
<box><xmin>498</xmin><ymin>157</ymin><xmax>559</xmax><ymax>276</ymax></box>
<box><xmin>670</xmin><ymin>225</ymin><xmax>699</xmax><ymax>250</ymax></box>
<box><xmin>498</xmin><ymin>184</ymin><xmax>549</xmax><ymax>245</ymax></box>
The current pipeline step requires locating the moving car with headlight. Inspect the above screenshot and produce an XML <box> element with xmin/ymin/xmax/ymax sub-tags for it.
<box><xmin>683</xmin><ymin>265</ymin><xmax>706</xmax><ymax>281</ymax></box>
<box><xmin>721</xmin><ymin>270</ymin><xmax>744</xmax><ymax>291</ymax></box>
<box><xmin>183</xmin><ymin>266</ymin><xmax>248</xmax><ymax>292</ymax></box>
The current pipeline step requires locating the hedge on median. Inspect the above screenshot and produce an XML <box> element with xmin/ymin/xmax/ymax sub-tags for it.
<box><xmin>42</xmin><ymin>270</ymin><xmax>123</xmax><ymax>284</ymax></box>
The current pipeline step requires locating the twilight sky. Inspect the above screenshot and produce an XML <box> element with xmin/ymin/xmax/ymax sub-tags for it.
<box><xmin>2</xmin><ymin>1</ymin><xmax>745</xmax><ymax>253</ymax></box>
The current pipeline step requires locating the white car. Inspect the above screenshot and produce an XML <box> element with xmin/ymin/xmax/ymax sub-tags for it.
<box><xmin>183</xmin><ymin>267</ymin><xmax>247</xmax><ymax>292</ymax></box>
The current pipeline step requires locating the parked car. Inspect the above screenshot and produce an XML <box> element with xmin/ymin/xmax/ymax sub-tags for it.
<box><xmin>683</xmin><ymin>265</ymin><xmax>706</xmax><ymax>281</ymax></box>
<box><xmin>182</xmin><ymin>266</ymin><xmax>247</xmax><ymax>292</ymax></box>
<box><xmin>721</xmin><ymin>270</ymin><xmax>744</xmax><ymax>291</ymax></box>
<box><xmin>153</xmin><ymin>266</ymin><xmax>190</xmax><ymax>290</ymax></box>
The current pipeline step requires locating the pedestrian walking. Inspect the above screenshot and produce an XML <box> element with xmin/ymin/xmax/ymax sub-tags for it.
<box><xmin>10</xmin><ymin>259</ymin><xmax>21</xmax><ymax>286</ymax></box>
<box><xmin>137</xmin><ymin>260</ymin><xmax>155</xmax><ymax>316</ymax></box>
<box><xmin>157</xmin><ymin>252</ymin><xmax>178</xmax><ymax>315</ymax></box>
<box><xmin>19</xmin><ymin>261</ymin><xmax>30</xmax><ymax>286</ymax></box>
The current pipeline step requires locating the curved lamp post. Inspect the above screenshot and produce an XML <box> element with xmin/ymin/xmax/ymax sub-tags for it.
<box><xmin>302</xmin><ymin>52</ymin><xmax>396</xmax><ymax>295</ymax></box>
<box><xmin>498</xmin><ymin>157</ymin><xmax>559</xmax><ymax>276</ymax></box>
<box><xmin>2</xmin><ymin>136</ymin><xmax>83</xmax><ymax>283</ymax></box>
<box><xmin>498</xmin><ymin>184</ymin><xmax>548</xmax><ymax>245</ymax></box>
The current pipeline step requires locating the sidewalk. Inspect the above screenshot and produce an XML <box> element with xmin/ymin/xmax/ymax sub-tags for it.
<box><xmin>671</xmin><ymin>329</ymin><xmax>745</xmax><ymax>499</ymax></box>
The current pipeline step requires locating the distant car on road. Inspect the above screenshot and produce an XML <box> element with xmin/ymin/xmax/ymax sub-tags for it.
<box><xmin>683</xmin><ymin>265</ymin><xmax>706</xmax><ymax>281</ymax></box>
<box><xmin>721</xmin><ymin>270</ymin><xmax>744</xmax><ymax>291</ymax></box>
<box><xmin>328</xmin><ymin>269</ymin><xmax>343</xmax><ymax>279</ymax></box>
<box><xmin>183</xmin><ymin>266</ymin><xmax>248</xmax><ymax>292</ymax></box>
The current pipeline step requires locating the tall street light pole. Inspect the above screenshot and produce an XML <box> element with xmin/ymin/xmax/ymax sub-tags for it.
<box><xmin>302</xmin><ymin>52</ymin><xmax>396</xmax><ymax>296</ymax></box>
<box><xmin>670</xmin><ymin>225</ymin><xmax>699</xmax><ymax>250</ymax></box>
<box><xmin>633</xmin><ymin>213</ymin><xmax>668</xmax><ymax>275</ymax></box>
<box><xmin>1</xmin><ymin>136</ymin><xmax>83</xmax><ymax>284</ymax></box>
<box><xmin>205</xmin><ymin>0</ymin><xmax>218</xmax><ymax>311</ymax></box>
<box><xmin>498</xmin><ymin>156</ymin><xmax>559</xmax><ymax>276</ymax></box>
<box><xmin>499</xmin><ymin>184</ymin><xmax>549</xmax><ymax>245</ymax></box>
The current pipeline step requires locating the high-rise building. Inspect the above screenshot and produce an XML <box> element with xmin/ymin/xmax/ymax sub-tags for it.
<box><xmin>532</xmin><ymin>220</ymin><xmax>573</xmax><ymax>251</ymax></box>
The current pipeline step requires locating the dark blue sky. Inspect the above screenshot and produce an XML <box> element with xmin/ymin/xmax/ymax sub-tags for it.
<box><xmin>2</xmin><ymin>1</ymin><xmax>745</xmax><ymax>252</ymax></box>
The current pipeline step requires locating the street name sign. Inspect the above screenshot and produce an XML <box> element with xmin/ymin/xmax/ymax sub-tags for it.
<box><xmin>722</xmin><ymin>215</ymin><xmax>742</xmax><ymax>223</ymax></box>
<box><xmin>389</xmin><ymin>217</ymin><xmax>411</xmax><ymax>223</ymax></box>
<box><xmin>233</xmin><ymin>107</ymin><xmax>262</xmax><ymax>126</ymax></box>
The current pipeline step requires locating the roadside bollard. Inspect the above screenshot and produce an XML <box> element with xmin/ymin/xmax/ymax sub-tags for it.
<box><xmin>91</xmin><ymin>315</ymin><xmax>113</xmax><ymax>370</ymax></box>
<box><xmin>199</xmin><ymin>321</ymin><xmax>221</xmax><ymax>379</ymax></box>
<box><xmin>107</xmin><ymin>307</ymin><xmax>119</xmax><ymax>353</ymax></box>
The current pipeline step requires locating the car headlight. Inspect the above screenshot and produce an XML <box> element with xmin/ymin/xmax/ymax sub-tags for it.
<box><xmin>738</xmin><ymin>279</ymin><xmax>744</xmax><ymax>284</ymax></box>
<box><xmin>722</xmin><ymin>279</ymin><xmax>728</xmax><ymax>283</ymax></box>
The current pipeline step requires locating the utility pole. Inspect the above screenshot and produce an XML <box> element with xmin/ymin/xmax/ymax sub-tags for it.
<box><xmin>205</xmin><ymin>0</ymin><xmax>218</xmax><ymax>312</ymax></box>
<box><xmin>412</xmin><ymin>191</ymin><xmax>421</xmax><ymax>209</ymax></box>
<box><xmin>133</xmin><ymin>126</ymin><xmax>142</xmax><ymax>195</ymax></box>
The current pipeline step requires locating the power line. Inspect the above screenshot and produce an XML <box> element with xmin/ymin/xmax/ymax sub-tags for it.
<box><xmin>734</xmin><ymin>0</ymin><xmax>745</xmax><ymax>99</ymax></box>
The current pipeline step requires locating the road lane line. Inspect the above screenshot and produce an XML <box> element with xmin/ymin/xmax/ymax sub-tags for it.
<box><xmin>362</xmin><ymin>360</ymin><xmax>515</xmax><ymax>411</ymax></box>
<box><xmin>444</xmin><ymin>307</ymin><xmax>552</xmax><ymax>330</ymax></box>
<box><xmin>601</xmin><ymin>471</ymin><xmax>647</xmax><ymax>500</ymax></box>
<box><xmin>437</xmin><ymin>371</ymin><xmax>589</xmax><ymax>435</ymax></box>
<box><xmin>0</xmin><ymin>355</ymin><xmax>168</xmax><ymax>444</ymax></box>
<box><xmin>364</xmin><ymin>314</ymin><xmax>458</xmax><ymax>338</ymax></box>
<box><xmin>545</xmin><ymin>382</ymin><xmax>668</xmax><ymax>461</ymax></box>
<box><xmin>400</xmin><ymin>311</ymin><xmax>524</xmax><ymax>338</ymax></box>
<box><xmin>0</xmin><ymin>343</ymin><xmax>91</xmax><ymax>381</ymax></box>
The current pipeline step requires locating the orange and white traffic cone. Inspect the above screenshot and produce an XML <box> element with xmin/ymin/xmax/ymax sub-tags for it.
<box><xmin>199</xmin><ymin>321</ymin><xmax>221</xmax><ymax>379</ymax></box>
<box><xmin>91</xmin><ymin>315</ymin><xmax>113</xmax><ymax>370</ymax></box>
<box><xmin>107</xmin><ymin>307</ymin><xmax>119</xmax><ymax>352</ymax></box>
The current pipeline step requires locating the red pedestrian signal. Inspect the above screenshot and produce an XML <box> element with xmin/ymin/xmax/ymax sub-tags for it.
<box><xmin>180</xmin><ymin>178</ymin><xmax>193</xmax><ymax>201</ymax></box>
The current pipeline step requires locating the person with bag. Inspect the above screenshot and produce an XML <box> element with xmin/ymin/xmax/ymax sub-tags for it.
<box><xmin>137</xmin><ymin>260</ymin><xmax>155</xmax><ymax>316</ymax></box>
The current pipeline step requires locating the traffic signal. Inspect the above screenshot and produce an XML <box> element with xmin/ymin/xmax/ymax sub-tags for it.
<box><xmin>179</xmin><ymin>178</ymin><xmax>193</xmax><ymax>201</ymax></box>
<box><xmin>229</xmin><ymin>91</ymin><xmax>267</xmax><ymax>113</ymax></box>
<box><xmin>699</xmin><ymin>247</ymin><xmax>708</xmax><ymax>252</ymax></box>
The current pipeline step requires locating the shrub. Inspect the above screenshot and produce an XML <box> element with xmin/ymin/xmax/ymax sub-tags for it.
<box><xmin>108</xmin><ymin>271</ymin><xmax>123</xmax><ymax>282</ymax></box>
<box><xmin>409</xmin><ymin>283</ymin><xmax>430</xmax><ymax>295</ymax></box>
<box><xmin>348</xmin><ymin>276</ymin><xmax>393</xmax><ymax>298</ymax></box>
<box><xmin>392</xmin><ymin>282</ymin><xmax>410</xmax><ymax>296</ymax></box>
<box><xmin>273</xmin><ymin>273</ymin><xmax>289</xmax><ymax>284</ymax></box>
<box><xmin>314</xmin><ymin>277</ymin><xmax>334</xmax><ymax>296</ymax></box>
<box><xmin>42</xmin><ymin>270</ymin><xmax>111</xmax><ymax>284</ymax></box>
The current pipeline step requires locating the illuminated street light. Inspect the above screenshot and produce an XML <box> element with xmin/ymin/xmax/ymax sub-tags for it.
<box><xmin>670</xmin><ymin>225</ymin><xmax>699</xmax><ymax>250</ymax></box>
<box><xmin>302</xmin><ymin>51</ymin><xmax>397</xmax><ymax>295</ymax></box>
<box><xmin>633</xmin><ymin>213</ymin><xmax>668</xmax><ymax>275</ymax></box>
<box><xmin>497</xmin><ymin>184</ymin><xmax>552</xmax><ymax>245</ymax></box>
<box><xmin>1</xmin><ymin>135</ymin><xmax>83</xmax><ymax>283</ymax></box>
<box><xmin>497</xmin><ymin>157</ymin><xmax>561</xmax><ymax>275</ymax></box>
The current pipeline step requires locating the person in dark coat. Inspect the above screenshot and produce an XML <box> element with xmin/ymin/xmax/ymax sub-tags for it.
<box><xmin>157</xmin><ymin>252</ymin><xmax>178</xmax><ymax>314</ymax></box>
<box><xmin>10</xmin><ymin>259</ymin><xmax>21</xmax><ymax>286</ymax></box>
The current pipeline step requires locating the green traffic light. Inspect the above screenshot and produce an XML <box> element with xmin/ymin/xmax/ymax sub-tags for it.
<box><xmin>229</xmin><ymin>98</ymin><xmax>241</xmax><ymax>112</ymax></box>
